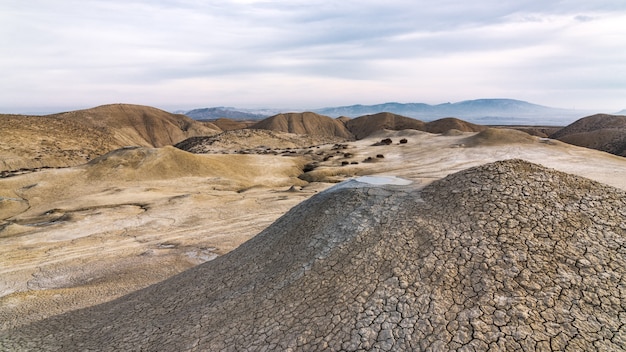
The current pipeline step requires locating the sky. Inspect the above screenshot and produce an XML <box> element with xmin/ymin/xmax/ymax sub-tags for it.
<box><xmin>1</xmin><ymin>0</ymin><xmax>625</xmax><ymax>114</ymax></box>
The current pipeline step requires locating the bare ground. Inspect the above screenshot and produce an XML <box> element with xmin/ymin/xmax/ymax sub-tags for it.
<box><xmin>1</xmin><ymin>129</ymin><xmax>626</xmax><ymax>331</ymax></box>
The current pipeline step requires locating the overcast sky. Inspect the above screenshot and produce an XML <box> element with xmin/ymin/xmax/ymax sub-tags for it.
<box><xmin>1</xmin><ymin>0</ymin><xmax>625</xmax><ymax>113</ymax></box>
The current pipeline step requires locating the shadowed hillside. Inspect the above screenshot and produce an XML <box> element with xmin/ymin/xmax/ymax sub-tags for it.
<box><xmin>3</xmin><ymin>160</ymin><xmax>624</xmax><ymax>351</ymax></box>
<box><xmin>62</xmin><ymin>104</ymin><xmax>221</xmax><ymax>147</ymax></box>
<box><xmin>345</xmin><ymin>112</ymin><xmax>425</xmax><ymax>139</ymax></box>
<box><xmin>250</xmin><ymin>112</ymin><xmax>353</xmax><ymax>139</ymax></box>
<box><xmin>344</xmin><ymin>114</ymin><xmax>486</xmax><ymax>139</ymax></box>
<box><xmin>0</xmin><ymin>104</ymin><xmax>221</xmax><ymax>173</ymax></box>
<box><xmin>549</xmin><ymin>114</ymin><xmax>626</xmax><ymax>156</ymax></box>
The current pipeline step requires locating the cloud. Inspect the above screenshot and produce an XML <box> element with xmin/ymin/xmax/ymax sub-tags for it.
<box><xmin>1</xmin><ymin>0</ymin><xmax>625</xmax><ymax>112</ymax></box>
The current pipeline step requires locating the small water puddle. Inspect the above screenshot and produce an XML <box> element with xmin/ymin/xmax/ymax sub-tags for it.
<box><xmin>354</xmin><ymin>176</ymin><xmax>413</xmax><ymax>185</ymax></box>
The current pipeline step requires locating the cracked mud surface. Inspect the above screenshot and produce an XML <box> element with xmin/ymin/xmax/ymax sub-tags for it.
<box><xmin>2</xmin><ymin>159</ymin><xmax>624</xmax><ymax>351</ymax></box>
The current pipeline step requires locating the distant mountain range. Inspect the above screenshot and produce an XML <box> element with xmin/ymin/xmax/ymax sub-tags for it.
<box><xmin>180</xmin><ymin>107</ymin><xmax>268</xmax><ymax>120</ymax></box>
<box><xmin>179</xmin><ymin>99</ymin><xmax>604</xmax><ymax>125</ymax></box>
<box><xmin>315</xmin><ymin>99</ymin><xmax>590</xmax><ymax>124</ymax></box>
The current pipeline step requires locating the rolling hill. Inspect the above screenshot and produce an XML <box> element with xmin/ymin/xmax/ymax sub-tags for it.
<box><xmin>208</xmin><ymin>118</ymin><xmax>256</xmax><ymax>131</ymax></box>
<box><xmin>344</xmin><ymin>112</ymin><xmax>425</xmax><ymax>139</ymax></box>
<box><xmin>183</xmin><ymin>107</ymin><xmax>268</xmax><ymax>120</ymax></box>
<box><xmin>550</xmin><ymin>114</ymin><xmax>626</xmax><ymax>156</ymax></box>
<box><xmin>0</xmin><ymin>104</ymin><xmax>221</xmax><ymax>173</ymax></box>
<box><xmin>422</xmin><ymin>117</ymin><xmax>487</xmax><ymax>134</ymax></box>
<box><xmin>249</xmin><ymin>112</ymin><xmax>353</xmax><ymax>140</ymax></box>
<box><xmin>343</xmin><ymin>114</ymin><xmax>486</xmax><ymax>139</ymax></box>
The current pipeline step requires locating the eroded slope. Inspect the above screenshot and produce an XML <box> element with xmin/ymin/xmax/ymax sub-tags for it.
<box><xmin>0</xmin><ymin>104</ymin><xmax>220</xmax><ymax>173</ymax></box>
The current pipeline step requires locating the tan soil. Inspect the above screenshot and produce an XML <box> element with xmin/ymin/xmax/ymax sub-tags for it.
<box><xmin>1</xmin><ymin>126</ymin><xmax>626</xmax><ymax>348</ymax></box>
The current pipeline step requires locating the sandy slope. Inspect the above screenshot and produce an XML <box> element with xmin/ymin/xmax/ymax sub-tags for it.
<box><xmin>1</xmin><ymin>129</ymin><xmax>625</xmax><ymax>331</ymax></box>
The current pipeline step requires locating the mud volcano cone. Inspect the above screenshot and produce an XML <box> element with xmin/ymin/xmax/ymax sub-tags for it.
<box><xmin>2</xmin><ymin>160</ymin><xmax>625</xmax><ymax>351</ymax></box>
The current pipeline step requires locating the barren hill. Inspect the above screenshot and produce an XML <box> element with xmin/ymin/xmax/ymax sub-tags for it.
<box><xmin>344</xmin><ymin>114</ymin><xmax>486</xmax><ymax>139</ymax></box>
<box><xmin>549</xmin><ymin>114</ymin><xmax>626</xmax><ymax>156</ymax></box>
<box><xmin>423</xmin><ymin>117</ymin><xmax>486</xmax><ymax>134</ymax></box>
<box><xmin>345</xmin><ymin>112</ymin><xmax>425</xmax><ymax>139</ymax></box>
<box><xmin>62</xmin><ymin>104</ymin><xmax>221</xmax><ymax>147</ymax></box>
<box><xmin>250</xmin><ymin>112</ymin><xmax>353</xmax><ymax>140</ymax></box>
<box><xmin>207</xmin><ymin>118</ymin><xmax>255</xmax><ymax>131</ymax></box>
<box><xmin>0</xmin><ymin>104</ymin><xmax>221</xmax><ymax>173</ymax></box>
<box><xmin>175</xmin><ymin>129</ymin><xmax>345</xmax><ymax>154</ymax></box>
<box><xmin>462</xmin><ymin>128</ymin><xmax>537</xmax><ymax>146</ymax></box>
<box><xmin>3</xmin><ymin>160</ymin><xmax>624</xmax><ymax>351</ymax></box>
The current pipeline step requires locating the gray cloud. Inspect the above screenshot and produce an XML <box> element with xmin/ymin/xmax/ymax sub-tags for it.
<box><xmin>1</xmin><ymin>0</ymin><xmax>625</xmax><ymax>112</ymax></box>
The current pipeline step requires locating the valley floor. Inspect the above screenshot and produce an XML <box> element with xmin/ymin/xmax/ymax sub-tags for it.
<box><xmin>1</xmin><ymin>129</ymin><xmax>626</xmax><ymax>330</ymax></box>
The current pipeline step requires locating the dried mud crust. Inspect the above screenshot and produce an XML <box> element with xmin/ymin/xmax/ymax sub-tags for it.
<box><xmin>2</xmin><ymin>159</ymin><xmax>625</xmax><ymax>351</ymax></box>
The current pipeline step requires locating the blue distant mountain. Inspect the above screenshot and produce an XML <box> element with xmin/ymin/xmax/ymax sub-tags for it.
<box><xmin>181</xmin><ymin>99</ymin><xmax>596</xmax><ymax>125</ymax></box>
<box><xmin>314</xmin><ymin>99</ymin><xmax>592</xmax><ymax>125</ymax></box>
<box><xmin>182</xmin><ymin>107</ymin><xmax>268</xmax><ymax>120</ymax></box>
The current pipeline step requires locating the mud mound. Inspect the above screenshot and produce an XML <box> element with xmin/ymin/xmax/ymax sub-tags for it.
<box><xmin>423</xmin><ymin>117</ymin><xmax>486</xmax><ymax>134</ymax></box>
<box><xmin>83</xmin><ymin>146</ymin><xmax>216</xmax><ymax>180</ymax></box>
<box><xmin>82</xmin><ymin>146</ymin><xmax>305</xmax><ymax>186</ymax></box>
<box><xmin>346</xmin><ymin>112</ymin><xmax>425</xmax><ymax>139</ymax></box>
<box><xmin>336</xmin><ymin>116</ymin><xmax>352</xmax><ymax>124</ymax></box>
<box><xmin>175</xmin><ymin>129</ymin><xmax>344</xmax><ymax>154</ymax></box>
<box><xmin>0</xmin><ymin>104</ymin><xmax>221</xmax><ymax>173</ymax></box>
<box><xmin>250</xmin><ymin>112</ymin><xmax>353</xmax><ymax>140</ymax></box>
<box><xmin>550</xmin><ymin>114</ymin><xmax>626</xmax><ymax>156</ymax></box>
<box><xmin>463</xmin><ymin>128</ymin><xmax>537</xmax><ymax>146</ymax></box>
<box><xmin>557</xmin><ymin>130</ymin><xmax>626</xmax><ymax>157</ymax></box>
<box><xmin>3</xmin><ymin>159</ymin><xmax>624</xmax><ymax>351</ymax></box>
<box><xmin>550</xmin><ymin>114</ymin><xmax>626</xmax><ymax>139</ymax></box>
<box><xmin>67</xmin><ymin>104</ymin><xmax>221</xmax><ymax>147</ymax></box>
<box><xmin>208</xmin><ymin>118</ymin><xmax>255</xmax><ymax>131</ymax></box>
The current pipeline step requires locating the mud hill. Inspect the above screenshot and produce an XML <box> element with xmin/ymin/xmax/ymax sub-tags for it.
<box><xmin>463</xmin><ymin>128</ymin><xmax>537</xmax><ymax>146</ymax></box>
<box><xmin>82</xmin><ymin>146</ymin><xmax>304</xmax><ymax>185</ymax></box>
<box><xmin>73</xmin><ymin>104</ymin><xmax>221</xmax><ymax>147</ymax></box>
<box><xmin>423</xmin><ymin>117</ymin><xmax>487</xmax><ymax>134</ymax></box>
<box><xmin>175</xmin><ymin>129</ymin><xmax>345</xmax><ymax>154</ymax></box>
<box><xmin>549</xmin><ymin>114</ymin><xmax>626</xmax><ymax>156</ymax></box>
<box><xmin>250</xmin><ymin>112</ymin><xmax>353</xmax><ymax>140</ymax></box>
<box><xmin>0</xmin><ymin>104</ymin><xmax>220</xmax><ymax>173</ymax></box>
<box><xmin>3</xmin><ymin>159</ymin><xmax>624</xmax><ymax>351</ymax></box>
<box><xmin>207</xmin><ymin>118</ymin><xmax>256</xmax><ymax>131</ymax></box>
<box><xmin>345</xmin><ymin>112</ymin><xmax>425</xmax><ymax>139</ymax></box>
<box><xmin>344</xmin><ymin>114</ymin><xmax>486</xmax><ymax>139</ymax></box>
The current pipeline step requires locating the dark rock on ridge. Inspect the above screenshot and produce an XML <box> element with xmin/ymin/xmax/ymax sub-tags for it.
<box><xmin>2</xmin><ymin>160</ymin><xmax>625</xmax><ymax>351</ymax></box>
